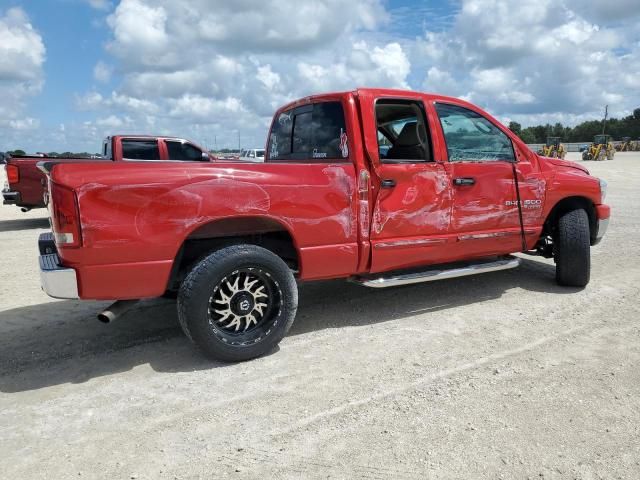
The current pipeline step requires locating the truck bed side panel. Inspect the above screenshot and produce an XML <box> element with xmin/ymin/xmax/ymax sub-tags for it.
<box><xmin>51</xmin><ymin>161</ymin><xmax>358</xmax><ymax>299</ymax></box>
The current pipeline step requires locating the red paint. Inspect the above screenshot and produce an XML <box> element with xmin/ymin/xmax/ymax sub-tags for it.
<box><xmin>2</xmin><ymin>136</ymin><xmax>210</xmax><ymax>210</ymax></box>
<box><xmin>42</xmin><ymin>89</ymin><xmax>609</xmax><ymax>300</ymax></box>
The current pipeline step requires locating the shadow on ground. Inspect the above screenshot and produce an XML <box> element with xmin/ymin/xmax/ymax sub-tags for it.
<box><xmin>0</xmin><ymin>217</ymin><xmax>49</xmax><ymax>233</ymax></box>
<box><xmin>0</xmin><ymin>257</ymin><xmax>579</xmax><ymax>393</ymax></box>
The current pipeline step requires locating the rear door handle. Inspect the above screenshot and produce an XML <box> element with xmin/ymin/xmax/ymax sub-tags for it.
<box><xmin>453</xmin><ymin>177</ymin><xmax>475</xmax><ymax>186</ymax></box>
<box><xmin>381</xmin><ymin>179</ymin><xmax>396</xmax><ymax>188</ymax></box>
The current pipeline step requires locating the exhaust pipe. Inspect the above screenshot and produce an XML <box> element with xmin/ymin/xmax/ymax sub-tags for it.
<box><xmin>97</xmin><ymin>300</ymin><xmax>139</xmax><ymax>323</ymax></box>
<box><xmin>21</xmin><ymin>207</ymin><xmax>32</xmax><ymax>213</ymax></box>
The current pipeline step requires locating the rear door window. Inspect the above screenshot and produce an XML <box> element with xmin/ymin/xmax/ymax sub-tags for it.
<box><xmin>166</xmin><ymin>141</ymin><xmax>204</xmax><ymax>161</ymax></box>
<box><xmin>121</xmin><ymin>140</ymin><xmax>160</xmax><ymax>160</ymax></box>
<box><xmin>375</xmin><ymin>99</ymin><xmax>431</xmax><ymax>162</ymax></box>
<box><xmin>268</xmin><ymin>101</ymin><xmax>348</xmax><ymax>162</ymax></box>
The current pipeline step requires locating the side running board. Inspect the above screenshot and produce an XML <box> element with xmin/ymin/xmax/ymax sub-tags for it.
<box><xmin>352</xmin><ymin>256</ymin><xmax>521</xmax><ymax>288</ymax></box>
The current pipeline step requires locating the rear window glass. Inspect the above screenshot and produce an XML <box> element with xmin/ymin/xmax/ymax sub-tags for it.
<box><xmin>166</xmin><ymin>141</ymin><xmax>203</xmax><ymax>161</ymax></box>
<box><xmin>268</xmin><ymin>101</ymin><xmax>348</xmax><ymax>162</ymax></box>
<box><xmin>122</xmin><ymin>140</ymin><xmax>160</xmax><ymax>160</ymax></box>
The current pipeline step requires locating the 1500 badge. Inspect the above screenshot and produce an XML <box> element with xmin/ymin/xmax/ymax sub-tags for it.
<box><xmin>506</xmin><ymin>199</ymin><xmax>542</xmax><ymax>209</ymax></box>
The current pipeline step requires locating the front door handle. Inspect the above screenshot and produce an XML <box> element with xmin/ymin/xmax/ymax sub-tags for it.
<box><xmin>453</xmin><ymin>177</ymin><xmax>475</xmax><ymax>186</ymax></box>
<box><xmin>381</xmin><ymin>179</ymin><xmax>396</xmax><ymax>188</ymax></box>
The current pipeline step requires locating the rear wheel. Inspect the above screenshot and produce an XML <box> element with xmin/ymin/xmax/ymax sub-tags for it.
<box><xmin>177</xmin><ymin>244</ymin><xmax>298</xmax><ymax>362</ymax></box>
<box><xmin>554</xmin><ymin>209</ymin><xmax>591</xmax><ymax>287</ymax></box>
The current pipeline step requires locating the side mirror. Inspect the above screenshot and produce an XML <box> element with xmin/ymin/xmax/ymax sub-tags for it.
<box><xmin>202</xmin><ymin>151</ymin><xmax>210</xmax><ymax>161</ymax></box>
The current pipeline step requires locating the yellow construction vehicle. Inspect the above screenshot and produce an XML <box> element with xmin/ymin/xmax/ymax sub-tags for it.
<box><xmin>616</xmin><ymin>137</ymin><xmax>632</xmax><ymax>152</ymax></box>
<box><xmin>582</xmin><ymin>134</ymin><xmax>615</xmax><ymax>161</ymax></box>
<box><xmin>538</xmin><ymin>137</ymin><xmax>567</xmax><ymax>159</ymax></box>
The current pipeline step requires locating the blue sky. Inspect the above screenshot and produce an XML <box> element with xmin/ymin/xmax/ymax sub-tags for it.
<box><xmin>1</xmin><ymin>0</ymin><xmax>639</xmax><ymax>152</ymax></box>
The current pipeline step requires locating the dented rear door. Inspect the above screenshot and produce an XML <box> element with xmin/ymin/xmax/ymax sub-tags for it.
<box><xmin>357</xmin><ymin>91</ymin><xmax>454</xmax><ymax>274</ymax></box>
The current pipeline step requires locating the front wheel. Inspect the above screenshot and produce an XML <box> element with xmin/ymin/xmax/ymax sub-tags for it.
<box><xmin>177</xmin><ymin>244</ymin><xmax>298</xmax><ymax>362</ymax></box>
<box><xmin>554</xmin><ymin>209</ymin><xmax>591</xmax><ymax>287</ymax></box>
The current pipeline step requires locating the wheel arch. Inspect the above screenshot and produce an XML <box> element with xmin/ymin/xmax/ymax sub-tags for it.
<box><xmin>166</xmin><ymin>216</ymin><xmax>300</xmax><ymax>293</ymax></box>
<box><xmin>543</xmin><ymin>196</ymin><xmax>597</xmax><ymax>244</ymax></box>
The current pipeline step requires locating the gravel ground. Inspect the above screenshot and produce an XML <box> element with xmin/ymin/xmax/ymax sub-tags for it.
<box><xmin>1</xmin><ymin>153</ymin><xmax>639</xmax><ymax>479</ymax></box>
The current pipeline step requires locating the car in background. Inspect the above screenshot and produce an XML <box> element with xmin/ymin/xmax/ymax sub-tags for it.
<box><xmin>3</xmin><ymin>135</ymin><xmax>212</xmax><ymax>211</ymax></box>
<box><xmin>239</xmin><ymin>148</ymin><xmax>265</xmax><ymax>162</ymax></box>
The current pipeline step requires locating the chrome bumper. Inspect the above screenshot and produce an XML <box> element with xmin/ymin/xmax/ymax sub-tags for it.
<box><xmin>2</xmin><ymin>189</ymin><xmax>20</xmax><ymax>205</ymax></box>
<box><xmin>593</xmin><ymin>218</ymin><xmax>609</xmax><ymax>245</ymax></box>
<box><xmin>39</xmin><ymin>253</ymin><xmax>79</xmax><ymax>299</ymax></box>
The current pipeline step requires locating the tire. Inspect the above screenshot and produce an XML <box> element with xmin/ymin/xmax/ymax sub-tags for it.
<box><xmin>177</xmin><ymin>244</ymin><xmax>298</xmax><ymax>362</ymax></box>
<box><xmin>554</xmin><ymin>209</ymin><xmax>590</xmax><ymax>287</ymax></box>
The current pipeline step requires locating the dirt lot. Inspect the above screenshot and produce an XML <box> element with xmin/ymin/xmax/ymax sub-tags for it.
<box><xmin>1</xmin><ymin>153</ymin><xmax>639</xmax><ymax>479</ymax></box>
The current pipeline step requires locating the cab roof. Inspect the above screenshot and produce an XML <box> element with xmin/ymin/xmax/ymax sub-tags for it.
<box><xmin>276</xmin><ymin>88</ymin><xmax>476</xmax><ymax>114</ymax></box>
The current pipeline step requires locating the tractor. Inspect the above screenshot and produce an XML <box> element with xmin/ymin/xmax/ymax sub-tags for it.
<box><xmin>616</xmin><ymin>137</ymin><xmax>632</xmax><ymax>152</ymax></box>
<box><xmin>582</xmin><ymin>134</ymin><xmax>615</xmax><ymax>161</ymax></box>
<box><xmin>538</xmin><ymin>137</ymin><xmax>566</xmax><ymax>159</ymax></box>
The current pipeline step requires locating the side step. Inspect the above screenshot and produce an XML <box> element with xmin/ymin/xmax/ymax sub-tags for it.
<box><xmin>352</xmin><ymin>256</ymin><xmax>521</xmax><ymax>288</ymax></box>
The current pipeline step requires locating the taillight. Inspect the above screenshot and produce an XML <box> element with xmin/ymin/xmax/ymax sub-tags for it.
<box><xmin>6</xmin><ymin>164</ymin><xmax>19</xmax><ymax>184</ymax></box>
<box><xmin>50</xmin><ymin>182</ymin><xmax>81</xmax><ymax>248</ymax></box>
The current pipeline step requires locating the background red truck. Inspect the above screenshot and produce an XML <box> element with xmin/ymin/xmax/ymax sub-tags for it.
<box><xmin>37</xmin><ymin>88</ymin><xmax>610</xmax><ymax>362</ymax></box>
<box><xmin>2</xmin><ymin>135</ymin><xmax>211</xmax><ymax>211</ymax></box>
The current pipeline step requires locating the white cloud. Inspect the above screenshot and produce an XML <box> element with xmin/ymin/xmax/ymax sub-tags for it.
<box><xmin>96</xmin><ymin>115</ymin><xmax>127</xmax><ymax>128</ymax></box>
<box><xmin>85</xmin><ymin>0</ymin><xmax>112</xmax><ymax>10</ymax></box>
<box><xmin>256</xmin><ymin>64</ymin><xmax>281</xmax><ymax>92</ymax></box>
<box><xmin>93</xmin><ymin>61</ymin><xmax>112</xmax><ymax>83</ymax></box>
<box><xmin>106</xmin><ymin>0</ymin><xmax>170</xmax><ymax>68</ymax></box>
<box><xmin>0</xmin><ymin>7</ymin><xmax>45</xmax><ymax>147</ymax></box>
<box><xmin>70</xmin><ymin>0</ymin><xmax>407</xmax><ymax>150</ymax></box>
<box><xmin>9</xmin><ymin>118</ymin><xmax>40</xmax><ymax>130</ymax></box>
<box><xmin>413</xmin><ymin>0</ymin><xmax>640</xmax><ymax>124</ymax></box>
<box><xmin>0</xmin><ymin>8</ymin><xmax>45</xmax><ymax>81</ymax></box>
<box><xmin>7</xmin><ymin>0</ymin><xmax>640</xmax><ymax>152</ymax></box>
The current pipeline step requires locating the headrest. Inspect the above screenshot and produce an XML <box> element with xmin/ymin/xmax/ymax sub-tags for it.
<box><xmin>396</xmin><ymin>122</ymin><xmax>419</xmax><ymax>146</ymax></box>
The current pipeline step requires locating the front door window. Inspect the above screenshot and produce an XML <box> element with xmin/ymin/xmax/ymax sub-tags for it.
<box><xmin>435</xmin><ymin>103</ymin><xmax>514</xmax><ymax>162</ymax></box>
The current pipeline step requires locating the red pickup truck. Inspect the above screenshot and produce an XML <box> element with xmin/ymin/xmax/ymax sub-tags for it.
<box><xmin>37</xmin><ymin>88</ymin><xmax>610</xmax><ymax>362</ymax></box>
<box><xmin>3</xmin><ymin>135</ymin><xmax>210</xmax><ymax>211</ymax></box>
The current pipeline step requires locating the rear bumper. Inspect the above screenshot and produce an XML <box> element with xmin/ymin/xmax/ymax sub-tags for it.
<box><xmin>2</xmin><ymin>188</ymin><xmax>20</xmax><ymax>205</ymax></box>
<box><xmin>38</xmin><ymin>233</ymin><xmax>79</xmax><ymax>299</ymax></box>
<box><xmin>39</xmin><ymin>253</ymin><xmax>79</xmax><ymax>299</ymax></box>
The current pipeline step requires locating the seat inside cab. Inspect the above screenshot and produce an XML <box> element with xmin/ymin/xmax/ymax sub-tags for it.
<box><xmin>375</xmin><ymin>100</ymin><xmax>432</xmax><ymax>162</ymax></box>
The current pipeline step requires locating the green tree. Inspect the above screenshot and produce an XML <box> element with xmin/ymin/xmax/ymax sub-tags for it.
<box><xmin>508</xmin><ymin>121</ymin><xmax>522</xmax><ymax>135</ymax></box>
<box><xmin>519</xmin><ymin>130</ymin><xmax>536</xmax><ymax>144</ymax></box>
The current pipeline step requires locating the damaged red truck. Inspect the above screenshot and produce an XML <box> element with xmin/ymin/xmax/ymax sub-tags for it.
<box><xmin>37</xmin><ymin>89</ymin><xmax>610</xmax><ymax>362</ymax></box>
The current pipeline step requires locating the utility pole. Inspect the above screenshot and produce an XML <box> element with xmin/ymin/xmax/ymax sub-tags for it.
<box><xmin>602</xmin><ymin>105</ymin><xmax>608</xmax><ymax>135</ymax></box>
<box><xmin>238</xmin><ymin>131</ymin><xmax>241</xmax><ymax>152</ymax></box>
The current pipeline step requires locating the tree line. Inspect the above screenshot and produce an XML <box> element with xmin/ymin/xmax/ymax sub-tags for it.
<box><xmin>509</xmin><ymin>108</ymin><xmax>640</xmax><ymax>144</ymax></box>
